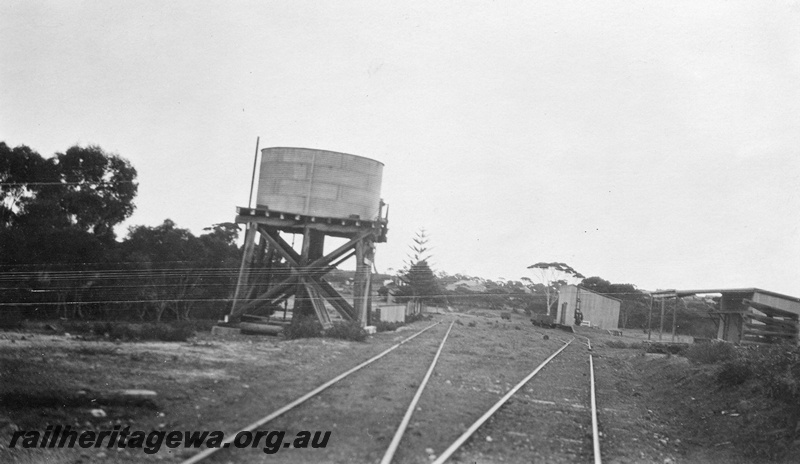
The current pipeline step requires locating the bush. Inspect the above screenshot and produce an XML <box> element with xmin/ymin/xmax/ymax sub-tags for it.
<box><xmin>685</xmin><ymin>341</ymin><xmax>737</xmax><ymax>364</ymax></box>
<box><xmin>0</xmin><ymin>307</ymin><xmax>24</xmax><ymax>329</ymax></box>
<box><xmin>714</xmin><ymin>343</ymin><xmax>800</xmax><ymax>459</ymax></box>
<box><xmin>406</xmin><ymin>313</ymin><xmax>430</xmax><ymax>323</ymax></box>
<box><xmin>605</xmin><ymin>340</ymin><xmax>645</xmax><ymax>350</ymax></box>
<box><xmin>60</xmin><ymin>321</ymin><xmax>196</xmax><ymax>342</ymax></box>
<box><xmin>374</xmin><ymin>321</ymin><xmax>403</xmax><ymax>332</ymax></box>
<box><xmin>645</xmin><ymin>343</ymin><xmax>688</xmax><ymax>355</ymax></box>
<box><xmin>283</xmin><ymin>318</ymin><xmax>324</xmax><ymax>340</ymax></box>
<box><xmin>606</xmin><ymin>340</ymin><xmax>628</xmax><ymax>349</ymax></box>
<box><xmin>144</xmin><ymin>323</ymin><xmax>196</xmax><ymax>342</ymax></box>
<box><xmin>744</xmin><ymin>344</ymin><xmax>800</xmax><ymax>402</ymax></box>
<box><xmin>717</xmin><ymin>358</ymin><xmax>753</xmax><ymax>386</ymax></box>
<box><xmin>113</xmin><ymin>323</ymin><xmax>195</xmax><ymax>342</ymax></box>
<box><xmin>178</xmin><ymin>319</ymin><xmax>216</xmax><ymax>332</ymax></box>
<box><xmin>714</xmin><ymin>343</ymin><xmax>800</xmax><ymax>395</ymax></box>
<box><xmin>325</xmin><ymin>321</ymin><xmax>367</xmax><ymax>342</ymax></box>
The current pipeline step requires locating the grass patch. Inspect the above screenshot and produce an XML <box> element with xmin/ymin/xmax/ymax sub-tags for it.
<box><xmin>0</xmin><ymin>390</ymin><xmax>158</xmax><ymax>410</ymax></box>
<box><xmin>74</xmin><ymin>345</ymin><xmax>120</xmax><ymax>356</ymax></box>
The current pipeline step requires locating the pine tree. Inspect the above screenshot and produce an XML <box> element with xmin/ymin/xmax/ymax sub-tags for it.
<box><xmin>396</xmin><ymin>228</ymin><xmax>445</xmax><ymax>305</ymax></box>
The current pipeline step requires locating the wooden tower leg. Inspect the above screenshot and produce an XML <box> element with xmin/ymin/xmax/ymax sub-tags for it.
<box><xmin>354</xmin><ymin>239</ymin><xmax>374</xmax><ymax>327</ymax></box>
<box><xmin>229</xmin><ymin>222</ymin><xmax>258</xmax><ymax>319</ymax></box>
<box><xmin>365</xmin><ymin>241</ymin><xmax>375</xmax><ymax>325</ymax></box>
<box><xmin>245</xmin><ymin>234</ymin><xmax>268</xmax><ymax>301</ymax></box>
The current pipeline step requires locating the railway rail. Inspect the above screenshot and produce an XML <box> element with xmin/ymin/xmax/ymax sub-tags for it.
<box><xmin>181</xmin><ymin>319</ymin><xmax>605</xmax><ymax>464</ymax></box>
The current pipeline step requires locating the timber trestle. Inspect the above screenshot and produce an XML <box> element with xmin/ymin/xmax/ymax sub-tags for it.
<box><xmin>229</xmin><ymin>206</ymin><xmax>388</xmax><ymax>328</ymax></box>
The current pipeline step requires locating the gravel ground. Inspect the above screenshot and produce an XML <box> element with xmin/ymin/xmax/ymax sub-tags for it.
<box><xmin>1</xmin><ymin>312</ymin><xmax>792</xmax><ymax>463</ymax></box>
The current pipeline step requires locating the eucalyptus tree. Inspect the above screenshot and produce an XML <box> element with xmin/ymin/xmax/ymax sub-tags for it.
<box><xmin>525</xmin><ymin>262</ymin><xmax>585</xmax><ymax>316</ymax></box>
<box><xmin>1</xmin><ymin>142</ymin><xmax>138</xmax><ymax>319</ymax></box>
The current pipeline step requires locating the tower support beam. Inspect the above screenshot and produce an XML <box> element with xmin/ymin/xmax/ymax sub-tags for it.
<box><xmin>229</xmin><ymin>208</ymin><xmax>386</xmax><ymax>328</ymax></box>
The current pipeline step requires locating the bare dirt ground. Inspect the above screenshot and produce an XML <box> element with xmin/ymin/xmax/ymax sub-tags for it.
<box><xmin>0</xmin><ymin>312</ymin><xmax>793</xmax><ymax>463</ymax></box>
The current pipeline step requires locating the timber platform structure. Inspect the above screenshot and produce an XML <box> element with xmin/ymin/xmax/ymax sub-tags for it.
<box><xmin>651</xmin><ymin>288</ymin><xmax>800</xmax><ymax>345</ymax></box>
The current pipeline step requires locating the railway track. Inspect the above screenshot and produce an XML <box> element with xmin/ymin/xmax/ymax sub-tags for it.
<box><xmin>440</xmin><ymin>339</ymin><xmax>601</xmax><ymax>464</ymax></box>
<box><xmin>181</xmin><ymin>319</ymin><xmax>605</xmax><ymax>464</ymax></box>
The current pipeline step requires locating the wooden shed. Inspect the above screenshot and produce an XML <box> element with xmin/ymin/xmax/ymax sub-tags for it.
<box><xmin>556</xmin><ymin>285</ymin><xmax>621</xmax><ymax>329</ymax></box>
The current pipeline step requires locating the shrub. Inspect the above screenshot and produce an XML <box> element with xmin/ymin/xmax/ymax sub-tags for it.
<box><xmin>106</xmin><ymin>323</ymin><xmax>195</xmax><ymax>342</ymax></box>
<box><xmin>374</xmin><ymin>321</ymin><xmax>403</xmax><ymax>332</ymax></box>
<box><xmin>714</xmin><ymin>343</ymin><xmax>800</xmax><ymax>459</ymax></box>
<box><xmin>0</xmin><ymin>307</ymin><xmax>24</xmax><ymax>329</ymax></box>
<box><xmin>406</xmin><ymin>313</ymin><xmax>429</xmax><ymax>323</ymax></box>
<box><xmin>685</xmin><ymin>341</ymin><xmax>736</xmax><ymax>364</ymax></box>
<box><xmin>145</xmin><ymin>323</ymin><xmax>196</xmax><ymax>342</ymax></box>
<box><xmin>606</xmin><ymin>340</ymin><xmax>628</xmax><ymax>349</ymax></box>
<box><xmin>60</xmin><ymin>321</ymin><xmax>196</xmax><ymax>342</ymax></box>
<box><xmin>179</xmin><ymin>319</ymin><xmax>216</xmax><ymax>332</ymax></box>
<box><xmin>644</xmin><ymin>343</ymin><xmax>687</xmax><ymax>355</ymax></box>
<box><xmin>745</xmin><ymin>344</ymin><xmax>800</xmax><ymax>402</ymax></box>
<box><xmin>283</xmin><ymin>318</ymin><xmax>324</xmax><ymax>340</ymax></box>
<box><xmin>717</xmin><ymin>357</ymin><xmax>753</xmax><ymax>386</ymax></box>
<box><xmin>325</xmin><ymin>321</ymin><xmax>367</xmax><ymax>342</ymax></box>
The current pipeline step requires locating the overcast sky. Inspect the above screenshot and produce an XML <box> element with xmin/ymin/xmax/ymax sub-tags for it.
<box><xmin>2</xmin><ymin>1</ymin><xmax>798</xmax><ymax>295</ymax></box>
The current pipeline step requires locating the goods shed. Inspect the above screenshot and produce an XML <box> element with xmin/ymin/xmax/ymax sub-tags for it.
<box><xmin>557</xmin><ymin>285</ymin><xmax>621</xmax><ymax>329</ymax></box>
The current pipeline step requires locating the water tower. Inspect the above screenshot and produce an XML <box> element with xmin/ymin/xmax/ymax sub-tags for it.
<box><xmin>229</xmin><ymin>147</ymin><xmax>388</xmax><ymax>329</ymax></box>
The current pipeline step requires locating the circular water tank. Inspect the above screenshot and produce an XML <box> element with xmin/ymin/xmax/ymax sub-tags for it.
<box><xmin>256</xmin><ymin>147</ymin><xmax>384</xmax><ymax>220</ymax></box>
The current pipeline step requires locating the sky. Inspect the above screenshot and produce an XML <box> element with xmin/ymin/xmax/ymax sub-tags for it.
<box><xmin>1</xmin><ymin>1</ymin><xmax>799</xmax><ymax>296</ymax></box>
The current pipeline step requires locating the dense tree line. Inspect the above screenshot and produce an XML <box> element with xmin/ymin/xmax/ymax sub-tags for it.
<box><xmin>581</xmin><ymin>276</ymin><xmax>716</xmax><ymax>336</ymax></box>
<box><xmin>434</xmin><ymin>273</ymin><xmax>546</xmax><ymax>312</ymax></box>
<box><xmin>0</xmin><ymin>142</ymin><xmax>241</xmax><ymax>324</ymax></box>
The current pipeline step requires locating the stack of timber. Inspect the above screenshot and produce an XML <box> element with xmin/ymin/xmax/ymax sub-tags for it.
<box><xmin>741</xmin><ymin>299</ymin><xmax>799</xmax><ymax>345</ymax></box>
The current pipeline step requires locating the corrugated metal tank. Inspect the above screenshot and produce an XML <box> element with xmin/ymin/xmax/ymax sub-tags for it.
<box><xmin>256</xmin><ymin>147</ymin><xmax>384</xmax><ymax>220</ymax></box>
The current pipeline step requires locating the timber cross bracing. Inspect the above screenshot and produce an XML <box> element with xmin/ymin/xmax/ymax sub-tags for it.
<box><xmin>651</xmin><ymin>288</ymin><xmax>800</xmax><ymax>345</ymax></box>
<box><xmin>229</xmin><ymin>207</ymin><xmax>387</xmax><ymax>329</ymax></box>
